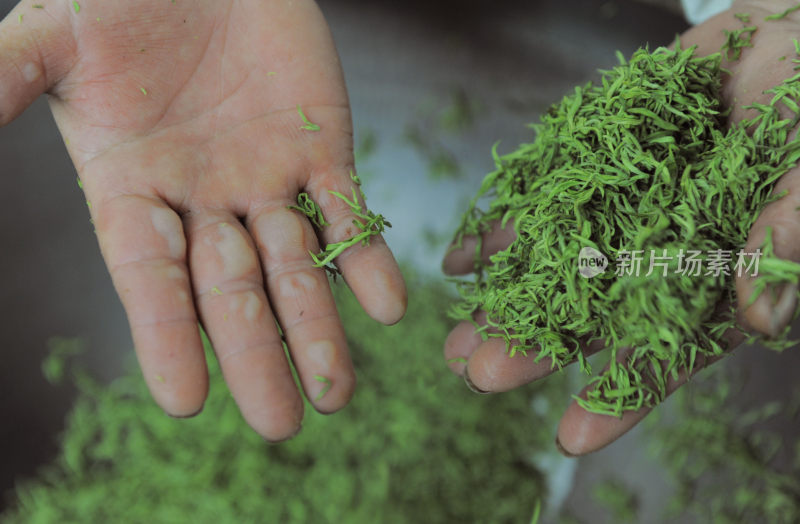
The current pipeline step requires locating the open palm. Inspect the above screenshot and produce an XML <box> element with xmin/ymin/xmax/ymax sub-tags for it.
<box><xmin>1</xmin><ymin>0</ymin><xmax>406</xmax><ymax>441</ymax></box>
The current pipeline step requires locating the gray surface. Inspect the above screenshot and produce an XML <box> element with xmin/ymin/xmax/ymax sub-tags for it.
<box><xmin>2</xmin><ymin>0</ymin><xmax>797</xmax><ymax>522</ymax></box>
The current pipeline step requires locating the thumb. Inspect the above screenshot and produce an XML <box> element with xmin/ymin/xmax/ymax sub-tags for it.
<box><xmin>0</xmin><ymin>2</ymin><xmax>74</xmax><ymax>126</ymax></box>
<box><xmin>737</xmin><ymin>166</ymin><xmax>800</xmax><ymax>337</ymax></box>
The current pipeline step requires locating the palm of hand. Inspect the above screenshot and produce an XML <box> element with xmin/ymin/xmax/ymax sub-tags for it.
<box><xmin>56</xmin><ymin>1</ymin><xmax>351</xmax><ymax>195</ymax></box>
<box><xmin>3</xmin><ymin>0</ymin><xmax>406</xmax><ymax>441</ymax></box>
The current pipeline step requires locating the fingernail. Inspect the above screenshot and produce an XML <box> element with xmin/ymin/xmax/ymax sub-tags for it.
<box><xmin>555</xmin><ymin>436</ymin><xmax>577</xmax><ymax>458</ymax></box>
<box><xmin>166</xmin><ymin>405</ymin><xmax>204</xmax><ymax>419</ymax></box>
<box><xmin>265</xmin><ymin>424</ymin><xmax>303</xmax><ymax>445</ymax></box>
<box><xmin>769</xmin><ymin>283</ymin><xmax>797</xmax><ymax>337</ymax></box>
<box><xmin>463</xmin><ymin>366</ymin><xmax>492</xmax><ymax>394</ymax></box>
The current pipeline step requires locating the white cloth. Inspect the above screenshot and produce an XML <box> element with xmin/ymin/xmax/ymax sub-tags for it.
<box><xmin>681</xmin><ymin>0</ymin><xmax>734</xmax><ymax>24</ymax></box>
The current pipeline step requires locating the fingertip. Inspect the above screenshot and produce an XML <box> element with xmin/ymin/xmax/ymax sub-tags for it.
<box><xmin>460</xmin><ymin>342</ymin><xmax>501</xmax><ymax>393</ymax></box>
<box><xmin>251</xmin><ymin>395</ymin><xmax>305</xmax><ymax>443</ymax></box>
<box><xmin>443</xmin><ymin>320</ymin><xmax>487</xmax><ymax>375</ymax></box>
<box><xmin>264</xmin><ymin>423</ymin><xmax>304</xmax><ymax>445</ymax></box>
<box><xmin>442</xmin><ymin>237</ymin><xmax>478</xmax><ymax>276</ymax></box>
<box><xmin>737</xmin><ymin>170</ymin><xmax>800</xmax><ymax>335</ymax></box>
<box><xmin>311</xmin><ymin>369</ymin><xmax>356</xmax><ymax>415</ymax></box>
<box><xmin>463</xmin><ymin>365</ymin><xmax>492</xmax><ymax>394</ymax></box>
<box><xmin>305</xmin><ymin>342</ymin><xmax>357</xmax><ymax>415</ymax></box>
<box><xmin>771</xmin><ymin>283</ymin><xmax>799</xmax><ymax>335</ymax></box>
<box><xmin>152</xmin><ymin>376</ymin><xmax>209</xmax><ymax>420</ymax></box>
<box><xmin>556</xmin><ymin>395</ymin><xmax>650</xmax><ymax>456</ymax></box>
<box><xmin>444</xmin><ymin>326</ymin><xmax>471</xmax><ymax>375</ymax></box>
<box><xmin>348</xmin><ymin>258</ymin><xmax>407</xmax><ymax>325</ymax></box>
<box><xmin>555</xmin><ymin>402</ymin><xmax>603</xmax><ymax>457</ymax></box>
<box><xmin>165</xmin><ymin>403</ymin><xmax>205</xmax><ymax>419</ymax></box>
<box><xmin>739</xmin><ymin>280</ymin><xmax>799</xmax><ymax>338</ymax></box>
<box><xmin>554</xmin><ymin>435</ymin><xmax>577</xmax><ymax>458</ymax></box>
<box><xmin>445</xmin><ymin>357</ymin><xmax>467</xmax><ymax>376</ymax></box>
<box><xmin>442</xmin><ymin>221</ymin><xmax>516</xmax><ymax>275</ymax></box>
<box><xmin>374</xmin><ymin>267</ymin><xmax>407</xmax><ymax>326</ymax></box>
<box><xmin>136</xmin><ymin>324</ymin><xmax>210</xmax><ymax>421</ymax></box>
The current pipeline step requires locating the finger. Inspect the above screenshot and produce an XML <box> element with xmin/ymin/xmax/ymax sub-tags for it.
<box><xmin>443</xmin><ymin>322</ymin><xmax>484</xmax><ymax>376</ymax></box>
<box><xmin>307</xmin><ymin>167</ymin><xmax>407</xmax><ymax>325</ymax></box>
<box><xmin>184</xmin><ymin>210</ymin><xmax>303</xmax><ymax>441</ymax></box>
<box><xmin>94</xmin><ymin>194</ymin><xmax>207</xmax><ymax>416</ymax></box>
<box><xmin>442</xmin><ymin>219</ymin><xmax>516</xmax><ymax>275</ymax></box>
<box><xmin>556</xmin><ymin>329</ymin><xmax>745</xmax><ymax>456</ymax></box>
<box><xmin>444</xmin><ymin>310</ymin><xmax>605</xmax><ymax>391</ymax></box>
<box><xmin>249</xmin><ymin>202</ymin><xmax>356</xmax><ymax>413</ymax></box>
<box><xmin>462</xmin><ymin>335</ymin><xmax>605</xmax><ymax>394</ymax></box>
<box><xmin>0</xmin><ymin>2</ymin><xmax>73</xmax><ymax>126</ymax></box>
<box><xmin>443</xmin><ymin>311</ymin><xmax>494</xmax><ymax>375</ymax></box>
<box><xmin>736</xmin><ymin>166</ymin><xmax>800</xmax><ymax>337</ymax></box>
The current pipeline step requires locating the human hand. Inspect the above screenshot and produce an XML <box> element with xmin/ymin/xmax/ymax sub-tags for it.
<box><xmin>442</xmin><ymin>1</ymin><xmax>800</xmax><ymax>456</ymax></box>
<box><xmin>0</xmin><ymin>0</ymin><xmax>406</xmax><ymax>441</ymax></box>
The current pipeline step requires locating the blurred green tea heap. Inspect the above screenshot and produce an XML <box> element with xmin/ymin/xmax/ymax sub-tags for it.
<box><xmin>3</xmin><ymin>275</ymin><xmax>563</xmax><ymax>523</ymax></box>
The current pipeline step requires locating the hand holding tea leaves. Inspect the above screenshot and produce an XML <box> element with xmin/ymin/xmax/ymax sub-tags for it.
<box><xmin>444</xmin><ymin>2</ymin><xmax>800</xmax><ymax>456</ymax></box>
<box><xmin>0</xmin><ymin>0</ymin><xmax>406</xmax><ymax>441</ymax></box>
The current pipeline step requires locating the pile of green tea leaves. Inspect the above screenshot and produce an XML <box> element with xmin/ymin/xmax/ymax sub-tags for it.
<box><xmin>3</xmin><ymin>275</ymin><xmax>564</xmax><ymax>523</ymax></box>
<box><xmin>648</xmin><ymin>363</ymin><xmax>800</xmax><ymax>523</ymax></box>
<box><xmin>562</xmin><ymin>361</ymin><xmax>800</xmax><ymax>523</ymax></box>
<box><xmin>451</xmin><ymin>43</ymin><xmax>800</xmax><ymax>416</ymax></box>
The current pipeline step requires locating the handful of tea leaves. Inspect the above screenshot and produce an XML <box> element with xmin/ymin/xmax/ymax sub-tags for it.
<box><xmin>451</xmin><ymin>44</ymin><xmax>800</xmax><ymax>416</ymax></box>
